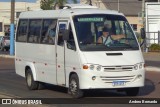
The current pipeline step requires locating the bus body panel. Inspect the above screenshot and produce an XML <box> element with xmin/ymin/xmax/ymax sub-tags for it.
<box><xmin>81</xmin><ymin>50</ymin><xmax>144</xmax><ymax>66</ymax></box>
<box><xmin>15</xmin><ymin>42</ymin><xmax>57</xmax><ymax>84</ymax></box>
<box><xmin>15</xmin><ymin>6</ymin><xmax>145</xmax><ymax>92</ymax></box>
<box><xmin>77</xmin><ymin>50</ymin><xmax>145</xmax><ymax>89</ymax></box>
<box><xmin>64</xmin><ymin>48</ymin><xmax>82</xmax><ymax>87</ymax></box>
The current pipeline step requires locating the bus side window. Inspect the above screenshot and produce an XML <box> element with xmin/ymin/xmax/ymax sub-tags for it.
<box><xmin>28</xmin><ymin>19</ymin><xmax>42</xmax><ymax>43</ymax></box>
<box><xmin>67</xmin><ymin>26</ymin><xmax>76</xmax><ymax>50</ymax></box>
<box><xmin>58</xmin><ymin>24</ymin><xmax>66</xmax><ymax>46</ymax></box>
<box><xmin>16</xmin><ymin>19</ymin><xmax>28</xmax><ymax>42</ymax></box>
<box><xmin>57</xmin><ymin>30</ymin><xmax>63</xmax><ymax>46</ymax></box>
<box><xmin>41</xmin><ymin>19</ymin><xmax>57</xmax><ymax>44</ymax></box>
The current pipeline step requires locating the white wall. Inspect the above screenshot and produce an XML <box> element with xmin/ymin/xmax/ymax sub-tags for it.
<box><xmin>0</xmin><ymin>0</ymin><xmax>40</xmax><ymax>35</ymax></box>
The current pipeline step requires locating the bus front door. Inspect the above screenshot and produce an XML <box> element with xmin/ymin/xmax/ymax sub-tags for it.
<box><xmin>56</xmin><ymin>20</ymin><xmax>68</xmax><ymax>86</ymax></box>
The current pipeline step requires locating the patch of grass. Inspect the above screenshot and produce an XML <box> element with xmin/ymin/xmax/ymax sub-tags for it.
<box><xmin>149</xmin><ymin>44</ymin><xmax>160</xmax><ymax>52</ymax></box>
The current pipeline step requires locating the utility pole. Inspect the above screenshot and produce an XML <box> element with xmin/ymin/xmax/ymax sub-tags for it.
<box><xmin>10</xmin><ymin>0</ymin><xmax>15</xmax><ymax>55</ymax></box>
<box><xmin>141</xmin><ymin>0</ymin><xmax>147</xmax><ymax>52</ymax></box>
<box><xmin>142</xmin><ymin>0</ymin><xmax>145</xmax><ymax>28</ymax></box>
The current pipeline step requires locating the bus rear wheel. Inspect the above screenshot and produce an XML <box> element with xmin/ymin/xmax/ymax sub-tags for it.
<box><xmin>26</xmin><ymin>69</ymin><xmax>39</xmax><ymax>90</ymax></box>
<box><xmin>125</xmin><ymin>87</ymin><xmax>139</xmax><ymax>96</ymax></box>
<box><xmin>68</xmin><ymin>74</ymin><xmax>84</xmax><ymax>98</ymax></box>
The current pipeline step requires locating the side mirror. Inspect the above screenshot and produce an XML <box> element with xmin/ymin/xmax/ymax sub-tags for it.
<box><xmin>140</xmin><ymin>28</ymin><xmax>146</xmax><ymax>39</ymax></box>
<box><xmin>62</xmin><ymin>29</ymin><xmax>69</xmax><ymax>41</ymax></box>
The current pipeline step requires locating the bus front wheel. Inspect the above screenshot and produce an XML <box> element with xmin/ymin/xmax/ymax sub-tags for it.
<box><xmin>68</xmin><ymin>74</ymin><xmax>84</xmax><ymax>98</ymax></box>
<box><xmin>26</xmin><ymin>69</ymin><xmax>39</xmax><ymax>90</ymax></box>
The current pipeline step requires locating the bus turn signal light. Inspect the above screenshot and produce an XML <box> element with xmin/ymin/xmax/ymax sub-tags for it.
<box><xmin>83</xmin><ymin>65</ymin><xmax>89</xmax><ymax>69</ymax></box>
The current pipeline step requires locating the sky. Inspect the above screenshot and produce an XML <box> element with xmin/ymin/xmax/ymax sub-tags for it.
<box><xmin>0</xmin><ymin>0</ymin><xmax>80</xmax><ymax>3</ymax></box>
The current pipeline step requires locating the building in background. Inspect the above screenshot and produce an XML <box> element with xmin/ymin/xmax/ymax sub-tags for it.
<box><xmin>145</xmin><ymin>2</ymin><xmax>160</xmax><ymax>46</ymax></box>
<box><xmin>0</xmin><ymin>0</ymin><xmax>80</xmax><ymax>36</ymax></box>
<box><xmin>0</xmin><ymin>0</ymin><xmax>40</xmax><ymax>36</ymax></box>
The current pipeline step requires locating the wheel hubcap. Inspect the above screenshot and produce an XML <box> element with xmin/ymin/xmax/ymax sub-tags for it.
<box><xmin>70</xmin><ymin>79</ymin><xmax>77</xmax><ymax>94</ymax></box>
<box><xmin>27</xmin><ymin>73</ymin><xmax>32</xmax><ymax>87</ymax></box>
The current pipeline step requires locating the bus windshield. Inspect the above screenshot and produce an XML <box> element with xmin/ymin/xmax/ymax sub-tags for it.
<box><xmin>73</xmin><ymin>14</ymin><xmax>139</xmax><ymax>51</ymax></box>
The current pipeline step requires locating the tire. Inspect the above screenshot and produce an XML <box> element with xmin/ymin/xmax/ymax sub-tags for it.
<box><xmin>125</xmin><ymin>87</ymin><xmax>139</xmax><ymax>96</ymax></box>
<box><xmin>38</xmin><ymin>82</ymin><xmax>45</xmax><ymax>90</ymax></box>
<box><xmin>68</xmin><ymin>74</ymin><xmax>84</xmax><ymax>98</ymax></box>
<box><xmin>5</xmin><ymin>48</ymin><xmax>9</xmax><ymax>51</ymax></box>
<box><xmin>26</xmin><ymin>69</ymin><xmax>39</xmax><ymax>90</ymax></box>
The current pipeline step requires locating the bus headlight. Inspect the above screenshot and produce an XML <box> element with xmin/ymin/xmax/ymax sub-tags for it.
<box><xmin>134</xmin><ymin>64</ymin><xmax>138</xmax><ymax>70</ymax></box>
<box><xmin>134</xmin><ymin>63</ymin><xmax>144</xmax><ymax>70</ymax></box>
<box><xmin>96</xmin><ymin>65</ymin><xmax>102</xmax><ymax>71</ymax></box>
<box><xmin>83</xmin><ymin>64</ymin><xmax>102</xmax><ymax>71</ymax></box>
<box><xmin>139</xmin><ymin>63</ymin><xmax>143</xmax><ymax>69</ymax></box>
<box><xmin>89</xmin><ymin>65</ymin><xmax>95</xmax><ymax>70</ymax></box>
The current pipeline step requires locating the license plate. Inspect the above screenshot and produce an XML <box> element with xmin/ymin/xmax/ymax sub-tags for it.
<box><xmin>112</xmin><ymin>81</ymin><xmax>126</xmax><ymax>86</ymax></box>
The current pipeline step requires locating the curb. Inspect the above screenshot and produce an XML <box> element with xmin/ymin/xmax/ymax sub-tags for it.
<box><xmin>145</xmin><ymin>66</ymin><xmax>160</xmax><ymax>72</ymax></box>
<box><xmin>0</xmin><ymin>55</ymin><xmax>15</xmax><ymax>58</ymax></box>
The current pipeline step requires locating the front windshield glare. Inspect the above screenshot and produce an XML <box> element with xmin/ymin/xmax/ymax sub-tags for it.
<box><xmin>73</xmin><ymin>14</ymin><xmax>139</xmax><ymax>51</ymax></box>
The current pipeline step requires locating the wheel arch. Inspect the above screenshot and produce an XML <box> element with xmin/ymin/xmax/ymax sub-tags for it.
<box><xmin>66</xmin><ymin>71</ymin><xmax>78</xmax><ymax>87</ymax></box>
<box><xmin>69</xmin><ymin>72</ymin><xmax>78</xmax><ymax>81</ymax></box>
<box><xmin>25</xmin><ymin>63</ymin><xmax>37</xmax><ymax>81</ymax></box>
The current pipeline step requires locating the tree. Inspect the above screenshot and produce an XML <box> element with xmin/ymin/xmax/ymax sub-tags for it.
<box><xmin>40</xmin><ymin>0</ymin><xmax>78</xmax><ymax>10</ymax></box>
<box><xmin>40</xmin><ymin>0</ymin><xmax>54</xmax><ymax>10</ymax></box>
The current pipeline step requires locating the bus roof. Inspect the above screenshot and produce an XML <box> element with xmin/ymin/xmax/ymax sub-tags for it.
<box><xmin>19</xmin><ymin>5</ymin><xmax>124</xmax><ymax>19</ymax></box>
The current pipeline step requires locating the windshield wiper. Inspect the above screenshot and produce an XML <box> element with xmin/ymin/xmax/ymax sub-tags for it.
<box><xmin>96</xmin><ymin>43</ymin><xmax>114</xmax><ymax>51</ymax></box>
<box><xmin>79</xmin><ymin>43</ymin><xmax>114</xmax><ymax>51</ymax></box>
<box><xmin>118</xmin><ymin>43</ymin><xmax>138</xmax><ymax>50</ymax></box>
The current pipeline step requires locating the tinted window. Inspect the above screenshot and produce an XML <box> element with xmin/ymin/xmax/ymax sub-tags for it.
<box><xmin>67</xmin><ymin>25</ymin><xmax>76</xmax><ymax>50</ymax></box>
<box><xmin>41</xmin><ymin>19</ymin><xmax>57</xmax><ymax>44</ymax></box>
<box><xmin>28</xmin><ymin>19</ymin><xmax>42</xmax><ymax>43</ymax></box>
<box><xmin>74</xmin><ymin>14</ymin><xmax>139</xmax><ymax>51</ymax></box>
<box><xmin>58</xmin><ymin>23</ymin><xmax>67</xmax><ymax>46</ymax></box>
<box><xmin>16</xmin><ymin>19</ymin><xmax>28</xmax><ymax>42</ymax></box>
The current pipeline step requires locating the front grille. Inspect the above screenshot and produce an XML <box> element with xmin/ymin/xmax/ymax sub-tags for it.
<box><xmin>103</xmin><ymin>65</ymin><xmax>133</xmax><ymax>72</ymax></box>
<box><xmin>100</xmin><ymin>75</ymin><xmax>135</xmax><ymax>83</ymax></box>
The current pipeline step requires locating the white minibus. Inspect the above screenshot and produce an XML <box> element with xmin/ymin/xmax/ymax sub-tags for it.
<box><xmin>15</xmin><ymin>4</ymin><xmax>145</xmax><ymax>98</ymax></box>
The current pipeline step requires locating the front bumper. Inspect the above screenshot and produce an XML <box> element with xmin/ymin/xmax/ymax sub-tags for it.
<box><xmin>79</xmin><ymin>69</ymin><xmax>145</xmax><ymax>89</ymax></box>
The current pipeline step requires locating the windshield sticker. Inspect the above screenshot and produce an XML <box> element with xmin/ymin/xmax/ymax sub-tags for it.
<box><xmin>78</xmin><ymin>18</ymin><xmax>104</xmax><ymax>22</ymax></box>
